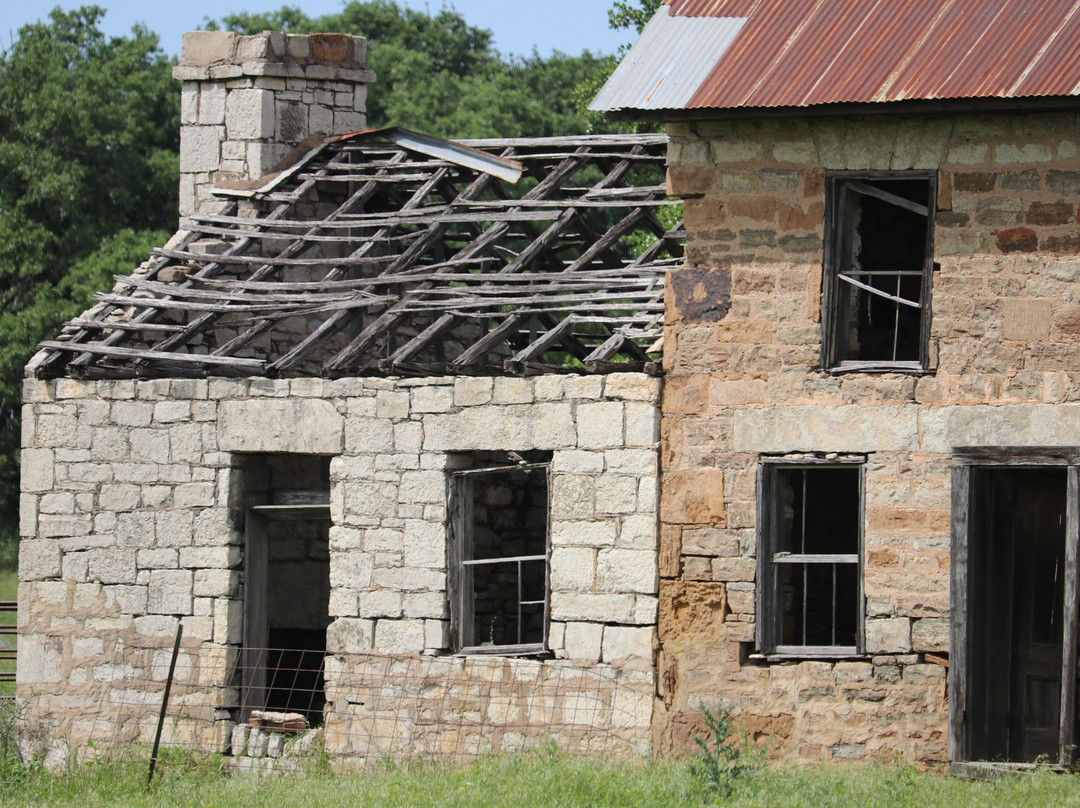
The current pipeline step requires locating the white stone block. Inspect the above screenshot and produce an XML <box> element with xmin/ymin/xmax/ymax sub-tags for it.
<box><xmin>551</xmin><ymin>592</ymin><xmax>635</xmax><ymax>623</ymax></box>
<box><xmin>329</xmin><ymin>552</ymin><xmax>373</xmax><ymax>590</ymax></box>
<box><xmin>596</xmin><ymin>548</ymin><xmax>657</xmax><ymax>594</ymax></box>
<box><xmin>358</xmin><ymin>589</ymin><xmax>402</xmax><ymax>618</ymax></box>
<box><xmin>454</xmin><ymin>377</ymin><xmax>492</xmax><ymax>406</ymax></box>
<box><xmin>549</xmin><ymin>547</ymin><xmax>595</xmax><ymax>591</ymax></box>
<box><xmin>552</xmin><ymin>450</ymin><xmax>603</xmax><ymax>474</ymax></box>
<box><xmin>21</xmin><ymin>448</ymin><xmax>54</xmax><ymax>492</ymax></box>
<box><xmin>550</xmin><ymin>520</ymin><xmax>616</xmax><ymax>548</ymax></box>
<box><xmin>424</xmin><ymin>619</ymin><xmax>449</xmax><ymax>649</ymax></box>
<box><xmin>605</xmin><ymin>373</ymin><xmax>660</xmax><ymax>402</ymax></box>
<box><xmin>18</xmin><ymin>540</ymin><xmax>61</xmax><ymax>581</ymax></box>
<box><xmin>624</xmin><ymin>402</ymin><xmax>660</xmax><ymax>446</ymax></box>
<box><xmin>601</xmin><ymin>625</ymin><xmax>654</xmax><ymax>663</ymax></box>
<box><xmin>563</xmin><ymin>622</ymin><xmax>603</xmax><ymax>662</ymax></box>
<box><xmin>411</xmin><ymin>386</ymin><xmax>454</xmax><ymax>413</ymax></box>
<box><xmin>403</xmin><ymin>591</ymin><xmax>447</xmax><ymax>619</ymax></box>
<box><xmin>87</xmin><ymin>548</ymin><xmax>137</xmax><ymax>585</ymax></box>
<box><xmin>534</xmin><ymin>403</ymin><xmax>576</xmax><ymax>448</ymax></box>
<box><xmin>180</xmin><ymin>125</ymin><xmax>223</xmax><ymax>173</ymax></box>
<box><xmin>99</xmin><ymin>484</ymin><xmax>140</xmax><ymax>511</ymax></box>
<box><xmin>734</xmin><ymin>405</ymin><xmax>920</xmax><ymax>453</ymax></box>
<box><xmin>218</xmin><ymin>398</ymin><xmax>343</xmax><ymax>453</ymax></box>
<box><xmin>194</xmin><ymin>569</ymin><xmax>238</xmax><ymax>597</ymax></box>
<box><xmin>345</xmin><ymin>416</ymin><xmax>394</xmax><ymax>453</ymax></box>
<box><xmin>865</xmin><ymin>617</ymin><xmax>912</xmax><ymax>654</ymax></box>
<box><xmin>595</xmin><ymin>476</ymin><xmax>638</xmax><ymax>514</ymax></box>
<box><xmin>148</xmin><ymin>569</ymin><xmax>194</xmax><ymax>615</ymax></box>
<box><xmin>327</xmin><ymin>617</ymin><xmax>375</xmax><ymax>653</ymax></box>
<box><xmin>225</xmin><ymin>89</ymin><xmax>275</xmax><ymax>140</ymax></box>
<box><xmin>374</xmin><ymin>619</ymin><xmax>425</xmax><ymax>653</ymax></box>
<box><xmin>402</xmin><ymin>519</ymin><xmax>446</xmax><ymax>568</ymax></box>
<box><xmin>576</xmin><ymin>402</ymin><xmax>624</xmax><ymax>448</ymax></box>
<box><xmin>550</xmin><ymin>476</ymin><xmax>595</xmax><ymax>519</ymax></box>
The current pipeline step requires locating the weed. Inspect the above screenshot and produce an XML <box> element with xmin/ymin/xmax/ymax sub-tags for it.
<box><xmin>688</xmin><ymin>701</ymin><xmax>762</xmax><ymax>801</ymax></box>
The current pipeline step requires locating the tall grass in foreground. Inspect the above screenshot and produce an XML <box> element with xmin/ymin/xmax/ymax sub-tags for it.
<box><xmin>2</xmin><ymin>752</ymin><xmax>1080</xmax><ymax>808</ymax></box>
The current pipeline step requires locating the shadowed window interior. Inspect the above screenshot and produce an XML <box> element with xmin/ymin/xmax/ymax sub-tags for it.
<box><xmin>759</xmin><ymin>462</ymin><xmax>862</xmax><ymax>655</ymax></box>
<box><xmin>449</xmin><ymin>451</ymin><xmax>551</xmax><ymax>654</ymax></box>
<box><xmin>824</xmin><ymin>173</ymin><xmax>934</xmax><ymax>371</ymax></box>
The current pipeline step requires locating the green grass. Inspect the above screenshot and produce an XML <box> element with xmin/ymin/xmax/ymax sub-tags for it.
<box><xmin>1</xmin><ymin>753</ymin><xmax>1080</xmax><ymax>808</ymax></box>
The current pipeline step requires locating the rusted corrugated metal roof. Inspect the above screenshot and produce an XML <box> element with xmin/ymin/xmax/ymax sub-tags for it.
<box><xmin>591</xmin><ymin>0</ymin><xmax>1080</xmax><ymax>115</ymax></box>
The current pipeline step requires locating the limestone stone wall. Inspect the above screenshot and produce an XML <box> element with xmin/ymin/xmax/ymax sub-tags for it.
<box><xmin>173</xmin><ymin>30</ymin><xmax>376</xmax><ymax>218</ymax></box>
<box><xmin>658</xmin><ymin>110</ymin><xmax>1080</xmax><ymax>764</ymax></box>
<box><xmin>18</xmin><ymin>373</ymin><xmax>659</xmax><ymax>759</ymax></box>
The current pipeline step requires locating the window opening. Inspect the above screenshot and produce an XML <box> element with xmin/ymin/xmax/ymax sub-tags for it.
<box><xmin>241</xmin><ymin>454</ymin><xmax>331</xmax><ymax>723</ymax></box>
<box><xmin>759</xmin><ymin>461</ymin><xmax>863</xmax><ymax>656</ymax></box>
<box><xmin>823</xmin><ymin>173</ymin><xmax>935</xmax><ymax>371</ymax></box>
<box><xmin>449</xmin><ymin>451</ymin><xmax>551</xmax><ymax>654</ymax></box>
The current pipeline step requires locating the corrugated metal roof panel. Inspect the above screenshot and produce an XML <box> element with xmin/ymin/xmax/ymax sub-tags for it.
<box><xmin>668</xmin><ymin>0</ymin><xmax>760</xmax><ymax>16</ymax></box>
<box><xmin>686</xmin><ymin>0</ymin><xmax>819</xmax><ymax>109</ymax></box>
<box><xmin>589</xmin><ymin>5</ymin><xmax>746</xmax><ymax>112</ymax></box>
<box><xmin>1014</xmin><ymin>2</ymin><xmax>1080</xmax><ymax>96</ymax></box>
<box><xmin>593</xmin><ymin>0</ymin><xmax>1080</xmax><ymax>115</ymax></box>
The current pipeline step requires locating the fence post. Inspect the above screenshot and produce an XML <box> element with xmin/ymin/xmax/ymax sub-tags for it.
<box><xmin>147</xmin><ymin>623</ymin><xmax>183</xmax><ymax>786</ymax></box>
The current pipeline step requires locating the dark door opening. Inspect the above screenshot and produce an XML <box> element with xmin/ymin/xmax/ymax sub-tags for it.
<box><xmin>966</xmin><ymin>467</ymin><xmax>1068</xmax><ymax>762</ymax></box>
<box><xmin>241</xmin><ymin>455</ymin><xmax>331</xmax><ymax>724</ymax></box>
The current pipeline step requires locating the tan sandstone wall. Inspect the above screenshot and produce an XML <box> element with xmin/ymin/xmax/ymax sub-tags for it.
<box><xmin>19</xmin><ymin>373</ymin><xmax>660</xmax><ymax>762</ymax></box>
<box><xmin>658</xmin><ymin>110</ymin><xmax>1080</xmax><ymax>764</ymax></box>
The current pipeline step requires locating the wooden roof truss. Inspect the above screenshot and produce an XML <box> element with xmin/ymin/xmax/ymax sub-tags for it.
<box><xmin>34</xmin><ymin>131</ymin><xmax>682</xmax><ymax>380</ymax></box>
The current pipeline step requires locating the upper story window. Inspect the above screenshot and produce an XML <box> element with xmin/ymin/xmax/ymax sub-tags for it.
<box><xmin>822</xmin><ymin>172</ymin><xmax>935</xmax><ymax>372</ymax></box>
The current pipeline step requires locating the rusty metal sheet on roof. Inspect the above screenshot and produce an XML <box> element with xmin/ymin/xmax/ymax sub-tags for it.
<box><xmin>589</xmin><ymin>4</ymin><xmax>747</xmax><ymax>112</ymax></box>
<box><xmin>592</xmin><ymin>0</ymin><xmax>1080</xmax><ymax>115</ymax></box>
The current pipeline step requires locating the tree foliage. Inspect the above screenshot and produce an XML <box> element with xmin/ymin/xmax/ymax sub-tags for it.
<box><xmin>210</xmin><ymin>1</ymin><xmax>612</xmax><ymax>139</ymax></box>
<box><xmin>0</xmin><ymin>7</ymin><xmax>178</xmax><ymax>544</ymax></box>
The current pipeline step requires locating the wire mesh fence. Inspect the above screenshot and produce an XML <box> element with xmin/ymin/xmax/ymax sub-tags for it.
<box><xmin>26</xmin><ymin>631</ymin><xmax>654</xmax><ymax>776</ymax></box>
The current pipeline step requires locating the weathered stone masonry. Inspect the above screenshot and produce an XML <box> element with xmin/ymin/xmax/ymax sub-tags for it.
<box><xmin>657</xmin><ymin>110</ymin><xmax>1080</xmax><ymax>763</ymax></box>
<box><xmin>19</xmin><ymin>373</ymin><xmax>660</xmax><ymax>758</ymax></box>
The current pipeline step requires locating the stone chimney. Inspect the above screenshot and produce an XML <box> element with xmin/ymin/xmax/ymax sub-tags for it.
<box><xmin>172</xmin><ymin>30</ymin><xmax>376</xmax><ymax>220</ymax></box>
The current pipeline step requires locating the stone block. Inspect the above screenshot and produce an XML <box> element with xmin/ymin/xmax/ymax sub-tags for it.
<box><xmin>595</xmin><ymin>475</ymin><xmax>638</xmax><ymax>514</ymax></box>
<box><xmin>373</xmin><ymin>619</ymin><xmax>425</xmax><ymax>653</ymax></box>
<box><xmin>180</xmin><ymin>126</ymin><xmax>223</xmax><ymax>173</ymax></box>
<box><xmin>563</xmin><ymin>622</ymin><xmax>603</xmax><ymax>662</ymax></box>
<box><xmin>1002</xmin><ymin>298</ymin><xmax>1052</xmax><ymax>341</ymax></box>
<box><xmin>911</xmin><ymin>618</ymin><xmax>949</xmax><ymax>652</ymax></box>
<box><xmin>359</xmin><ymin>589</ymin><xmax>403</xmax><ymax>618</ymax></box>
<box><xmin>329</xmin><ymin>552</ymin><xmax>373</xmax><ymax>590</ymax></box>
<box><xmin>87</xmin><ymin>549</ymin><xmax>137</xmax><ymax>585</ymax></box>
<box><xmin>625</xmin><ymin>402</ymin><xmax>660</xmax><ymax>446</ymax></box>
<box><xmin>181</xmin><ymin>31</ymin><xmax>237</xmax><ymax>66</ymax></box>
<box><xmin>551</xmin><ymin>592</ymin><xmax>635</xmax><ymax>623</ymax></box>
<box><xmin>148</xmin><ymin>569</ymin><xmax>194</xmax><ymax>615</ymax></box>
<box><xmin>601</xmin><ymin>625</ymin><xmax>654</xmax><ymax>663</ymax></box>
<box><xmin>734</xmin><ymin>405</ymin><xmax>919</xmax><ymax>452</ymax></box>
<box><xmin>864</xmin><ymin>617</ymin><xmax>911</xmax><ymax>654</ymax></box>
<box><xmin>596</xmin><ymin>548</ymin><xmax>657</xmax><ymax>594</ymax></box>
<box><xmin>549</xmin><ymin>547</ymin><xmax>595</xmax><ymax>591</ymax></box>
<box><xmin>411</xmin><ymin>386</ymin><xmax>454</xmax><ymax>413</ymax></box>
<box><xmin>660</xmin><ymin>469</ymin><xmax>724</xmax><ymax>524</ymax></box>
<box><xmin>658</xmin><ymin>580</ymin><xmax>726</xmax><ymax>641</ymax></box>
<box><xmin>218</xmin><ymin>398</ymin><xmax>343</xmax><ymax>453</ymax></box>
<box><xmin>550</xmin><ymin>520</ymin><xmax>615</xmax><ymax>548</ymax></box>
<box><xmin>576</xmin><ymin>402</ymin><xmax>624</xmax><ymax>448</ymax></box>
<box><xmin>401</xmin><ymin>519</ymin><xmax>445</xmax><ymax>569</ymax></box>
<box><xmin>194</xmin><ymin>569</ymin><xmax>239</xmax><ymax>598</ymax></box>
<box><xmin>225</xmin><ymin>89</ymin><xmax>275</xmax><ymax>140</ymax></box>
<box><xmin>606</xmin><ymin>373</ymin><xmax>661</xmax><ymax>402</ymax></box>
<box><xmin>534</xmin><ymin>403</ymin><xmax>577</xmax><ymax>447</ymax></box>
<box><xmin>21</xmin><ymin>448</ymin><xmax>54</xmax><ymax>492</ymax></box>
<box><xmin>18</xmin><ymin>540</ymin><xmax>62</xmax><ymax>581</ymax></box>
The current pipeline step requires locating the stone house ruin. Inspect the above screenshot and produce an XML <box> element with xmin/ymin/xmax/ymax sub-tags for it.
<box><xmin>591</xmin><ymin>0</ymin><xmax>1080</xmax><ymax>769</ymax></box>
<box><xmin>18</xmin><ymin>30</ymin><xmax>682</xmax><ymax>764</ymax></box>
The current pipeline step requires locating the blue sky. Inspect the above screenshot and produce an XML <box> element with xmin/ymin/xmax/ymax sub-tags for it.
<box><xmin>2</xmin><ymin>1</ymin><xmax>633</xmax><ymax>59</ymax></box>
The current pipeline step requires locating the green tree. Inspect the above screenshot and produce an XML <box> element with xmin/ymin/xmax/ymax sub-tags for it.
<box><xmin>0</xmin><ymin>7</ymin><xmax>178</xmax><ymax>546</ymax></box>
<box><xmin>210</xmin><ymin>1</ymin><xmax>611</xmax><ymax>138</ymax></box>
<box><xmin>572</xmin><ymin>0</ymin><xmax>663</xmax><ymax>131</ymax></box>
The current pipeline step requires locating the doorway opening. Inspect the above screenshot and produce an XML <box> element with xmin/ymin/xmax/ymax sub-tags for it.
<box><xmin>241</xmin><ymin>454</ymin><xmax>331</xmax><ymax>723</ymax></box>
<box><xmin>952</xmin><ymin>453</ymin><xmax>1079</xmax><ymax>765</ymax></box>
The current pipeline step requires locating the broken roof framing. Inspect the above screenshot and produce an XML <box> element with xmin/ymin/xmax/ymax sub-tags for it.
<box><xmin>32</xmin><ymin>130</ymin><xmax>682</xmax><ymax>382</ymax></box>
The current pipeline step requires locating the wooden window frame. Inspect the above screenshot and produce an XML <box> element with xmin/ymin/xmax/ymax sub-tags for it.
<box><xmin>448</xmin><ymin>461</ymin><xmax>551</xmax><ymax>656</ymax></box>
<box><xmin>949</xmin><ymin>447</ymin><xmax>1080</xmax><ymax>767</ymax></box>
<box><xmin>821</xmin><ymin>170</ymin><xmax>936</xmax><ymax>373</ymax></box>
<box><xmin>756</xmin><ymin>456</ymin><xmax>865</xmax><ymax>658</ymax></box>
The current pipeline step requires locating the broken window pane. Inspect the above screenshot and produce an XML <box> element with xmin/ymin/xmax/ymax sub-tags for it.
<box><xmin>825</xmin><ymin>174</ymin><xmax>934</xmax><ymax>370</ymax></box>
<box><xmin>450</xmin><ymin>451</ymin><xmax>551</xmax><ymax>652</ymax></box>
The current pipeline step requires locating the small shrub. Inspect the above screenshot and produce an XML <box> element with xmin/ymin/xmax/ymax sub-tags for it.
<box><xmin>689</xmin><ymin>701</ymin><xmax>762</xmax><ymax>801</ymax></box>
